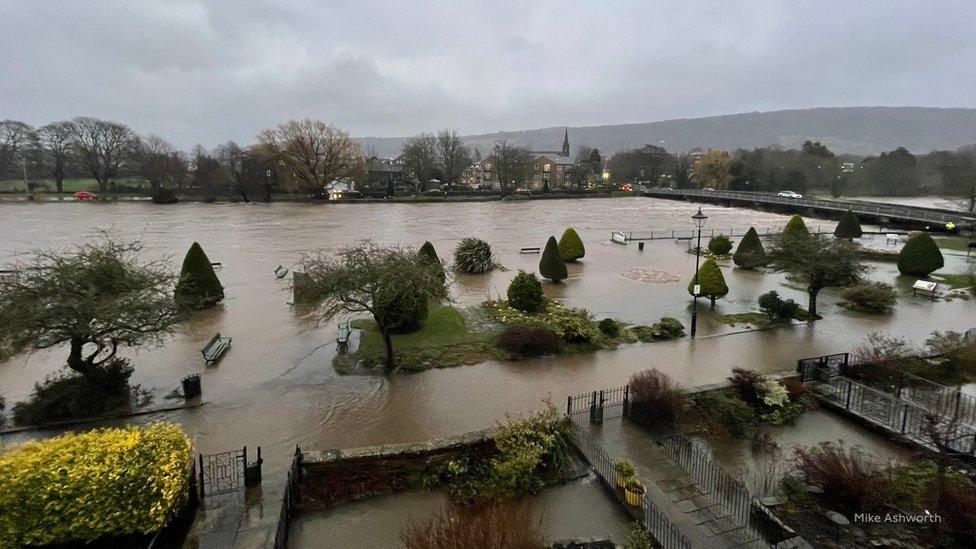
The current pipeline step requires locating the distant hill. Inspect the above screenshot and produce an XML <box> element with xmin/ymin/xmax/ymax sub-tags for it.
<box><xmin>358</xmin><ymin>107</ymin><xmax>976</xmax><ymax>158</ymax></box>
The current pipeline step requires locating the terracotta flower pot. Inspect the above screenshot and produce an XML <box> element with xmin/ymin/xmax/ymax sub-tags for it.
<box><xmin>626</xmin><ymin>486</ymin><xmax>645</xmax><ymax>507</ymax></box>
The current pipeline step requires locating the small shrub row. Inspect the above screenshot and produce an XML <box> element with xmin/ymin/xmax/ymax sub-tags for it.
<box><xmin>495</xmin><ymin>324</ymin><xmax>562</xmax><ymax>358</ymax></box>
<box><xmin>840</xmin><ymin>282</ymin><xmax>897</xmax><ymax>313</ymax></box>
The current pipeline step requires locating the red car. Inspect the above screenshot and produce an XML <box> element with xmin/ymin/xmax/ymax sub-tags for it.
<box><xmin>73</xmin><ymin>191</ymin><xmax>96</xmax><ymax>201</ymax></box>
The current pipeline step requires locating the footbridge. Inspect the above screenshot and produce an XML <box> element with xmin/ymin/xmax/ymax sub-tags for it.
<box><xmin>639</xmin><ymin>187</ymin><xmax>975</xmax><ymax>229</ymax></box>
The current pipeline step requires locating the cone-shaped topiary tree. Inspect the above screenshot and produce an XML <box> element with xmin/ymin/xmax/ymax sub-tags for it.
<box><xmin>708</xmin><ymin>235</ymin><xmax>733</xmax><ymax>255</ymax></box>
<box><xmin>834</xmin><ymin>210</ymin><xmax>863</xmax><ymax>240</ymax></box>
<box><xmin>733</xmin><ymin>227</ymin><xmax>768</xmax><ymax>269</ymax></box>
<box><xmin>687</xmin><ymin>258</ymin><xmax>728</xmax><ymax>305</ymax></box>
<box><xmin>174</xmin><ymin>242</ymin><xmax>224</xmax><ymax>309</ymax></box>
<box><xmin>783</xmin><ymin>215</ymin><xmax>810</xmax><ymax>239</ymax></box>
<box><xmin>418</xmin><ymin>241</ymin><xmax>445</xmax><ymax>282</ymax></box>
<box><xmin>897</xmin><ymin>233</ymin><xmax>944</xmax><ymax>276</ymax></box>
<box><xmin>558</xmin><ymin>227</ymin><xmax>585</xmax><ymax>262</ymax></box>
<box><xmin>507</xmin><ymin>270</ymin><xmax>544</xmax><ymax>313</ymax></box>
<box><xmin>539</xmin><ymin>236</ymin><xmax>568</xmax><ymax>282</ymax></box>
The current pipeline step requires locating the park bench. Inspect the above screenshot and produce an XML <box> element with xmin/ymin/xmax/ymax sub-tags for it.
<box><xmin>336</xmin><ymin>321</ymin><xmax>351</xmax><ymax>347</ymax></box>
<box><xmin>519</xmin><ymin>247</ymin><xmax>540</xmax><ymax>254</ymax></box>
<box><xmin>201</xmin><ymin>333</ymin><xmax>232</xmax><ymax>365</ymax></box>
<box><xmin>885</xmin><ymin>234</ymin><xmax>900</xmax><ymax>245</ymax></box>
<box><xmin>274</xmin><ymin>265</ymin><xmax>289</xmax><ymax>279</ymax></box>
<box><xmin>610</xmin><ymin>231</ymin><xmax>627</xmax><ymax>244</ymax></box>
<box><xmin>912</xmin><ymin>280</ymin><xmax>938</xmax><ymax>300</ymax></box>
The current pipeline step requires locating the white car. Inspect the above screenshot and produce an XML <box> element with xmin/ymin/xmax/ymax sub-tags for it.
<box><xmin>777</xmin><ymin>190</ymin><xmax>803</xmax><ymax>199</ymax></box>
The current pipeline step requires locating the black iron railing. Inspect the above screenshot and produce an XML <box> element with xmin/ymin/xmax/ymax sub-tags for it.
<box><xmin>567</xmin><ymin>419</ymin><xmax>692</xmax><ymax>549</ymax></box>
<box><xmin>273</xmin><ymin>446</ymin><xmax>303</xmax><ymax>549</ymax></box>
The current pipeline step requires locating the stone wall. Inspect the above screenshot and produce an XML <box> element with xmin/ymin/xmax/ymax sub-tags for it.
<box><xmin>298</xmin><ymin>427</ymin><xmax>499</xmax><ymax>508</ymax></box>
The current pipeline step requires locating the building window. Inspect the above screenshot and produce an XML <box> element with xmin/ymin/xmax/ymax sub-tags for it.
<box><xmin>545</xmin><ymin>164</ymin><xmax>551</xmax><ymax>172</ymax></box>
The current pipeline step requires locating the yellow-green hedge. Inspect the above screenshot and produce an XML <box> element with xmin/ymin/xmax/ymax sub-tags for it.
<box><xmin>0</xmin><ymin>422</ymin><xmax>192</xmax><ymax>546</ymax></box>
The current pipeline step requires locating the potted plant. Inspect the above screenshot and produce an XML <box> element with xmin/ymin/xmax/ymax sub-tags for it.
<box><xmin>614</xmin><ymin>459</ymin><xmax>637</xmax><ymax>488</ymax></box>
<box><xmin>625</xmin><ymin>477</ymin><xmax>646</xmax><ymax>507</ymax></box>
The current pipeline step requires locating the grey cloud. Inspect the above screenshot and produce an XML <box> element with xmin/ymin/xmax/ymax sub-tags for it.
<box><xmin>1</xmin><ymin>0</ymin><xmax>974</xmax><ymax>149</ymax></box>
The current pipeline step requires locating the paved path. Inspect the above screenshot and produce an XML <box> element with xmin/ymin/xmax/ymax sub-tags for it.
<box><xmin>581</xmin><ymin>417</ymin><xmax>766</xmax><ymax>548</ymax></box>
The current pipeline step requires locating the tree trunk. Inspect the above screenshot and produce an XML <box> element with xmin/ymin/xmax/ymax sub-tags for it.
<box><xmin>66</xmin><ymin>337</ymin><xmax>97</xmax><ymax>379</ymax></box>
<box><xmin>807</xmin><ymin>286</ymin><xmax>820</xmax><ymax>318</ymax></box>
<box><xmin>264</xmin><ymin>183</ymin><xmax>272</xmax><ymax>202</ymax></box>
<box><xmin>382</xmin><ymin>329</ymin><xmax>395</xmax><ymax>373</ymax></box>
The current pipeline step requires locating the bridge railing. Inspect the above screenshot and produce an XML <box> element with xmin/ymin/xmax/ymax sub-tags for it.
<box><xmin>639</xmin><ymin>187</ymin><xmax>969</xmax><ymax>224</ymax></box>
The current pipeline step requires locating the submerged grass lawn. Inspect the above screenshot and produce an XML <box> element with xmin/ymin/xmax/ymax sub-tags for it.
<box><xmin>343</xmin><ymin>305</ymin><xmax>503</xmax><ymax>372</ymax></box>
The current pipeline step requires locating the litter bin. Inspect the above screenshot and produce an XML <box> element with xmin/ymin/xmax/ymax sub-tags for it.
<box><xmin>182</xmin><ymin>374</ymin><xmax>202</xmax><ymax>399</ymax></box>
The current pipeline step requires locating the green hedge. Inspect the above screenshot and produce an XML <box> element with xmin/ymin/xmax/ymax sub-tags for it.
<box><xmin>708</xmin><ymin>235</ymin><xmax>733</xmax><ymax>255</ymax></box>
<box><xmin>0</xmin><ymin>423</ymin><xmax>193</xmax><ymax>546</ymax></box>
<box><xmin>507</xmin><ymin>270</ymin><xmax>544</xmax><ymax>313</ymax></box>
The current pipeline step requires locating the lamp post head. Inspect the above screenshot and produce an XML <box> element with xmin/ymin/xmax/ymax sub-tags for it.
<box><xmin>691</xmin><ymin>208</ymin><xmax>708</xmax><ymax>228</ymax></box>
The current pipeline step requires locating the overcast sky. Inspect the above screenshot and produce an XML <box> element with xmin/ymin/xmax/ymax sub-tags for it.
<box><xmin>2</xmin><ymin>0</ymin><xmax>975</xmax><ymax>149</ymax></box>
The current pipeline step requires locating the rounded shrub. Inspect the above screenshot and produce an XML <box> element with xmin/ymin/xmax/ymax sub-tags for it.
<box><xmin>598</xmin><ymin>317</ymin><xmax>620</xmax><ymax>337</ymax></box>
<box><xmin>652</xmin><ymin>317</ymin><xmax>685</xmax><ymax>339</ymax></box>
<box><xmin>12</xmin><ymin>358</ymin><xmax>135</xmax><ymax>426</ymax></box>
<box><xmin>687</xmin><ymin>258</ymin><xmax>729</xmax><ymax>304</ymax></box>
<box><xmin>693</xmin><ymin>391</ymin><xmax>756</xmax><ymax>438</ymax></box>
<box><xmin>834</xmin><ymin>210</ymin><xmax>863</xmax><ymax>239</ymax></box>
<box><xmin>507</xmin><ymin>270</ymin><xmax>544</xmax><ymax>313</ymax></box>
<box><xmin>783</xmin><ymin>215</ymin><xmax>810</xmax><ymax>240</ymax></box>
<box><xmin>897</xmin><ymin>233</ymin><xmax>944</xmax><ymax>276</ymax></box>
<box><xmin>174</xmin><ymin>242</ymin><xmax>224</xmax><ymax>309</ymax></box>
<box><xmin>495</xmin><ymin>324</ymin><xmax>562</xmax><ymax>358</ymax></box>
<box><xmin>453</xmin><ymin>237</ymin><xmax>497</xmax><ymax>274</ymax></box>
<box><xmin>732</xmin><ymin>227</ymin><xmax>768</xmax><ymax>269</ymax></box>
<box><xmin>841</xmin><ymin>282</ymin><xmax>897</xmax><ymax>313</ymax></box>
<box><xmin>757</xmin><ymin>290</ymin><xmax>800</xmax><ymax>321</ymax></box>
<box><xmin>708</xmin><ymin>235</ymin><xmax>733</xmax><ymax>255</ymax></box>
<box><xmin>557</xmin><ymin>227</ymin><xmax>585</xmax><ymax>262</ymax></box>
<box><xmin>539</xmin><ymin>236</ymin><xmax>568</xmax><ymax>282</ymax></box>
<box><xmin>0</xmin><ymin>423</ymin><xmax>192</xmax><ymax>547</ymax></box>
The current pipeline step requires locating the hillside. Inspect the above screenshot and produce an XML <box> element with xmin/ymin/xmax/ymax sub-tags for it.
<box><xmin>358</xmin><ymin>107</ymin><xmax>976</xmax><ymax>158</ymax></box>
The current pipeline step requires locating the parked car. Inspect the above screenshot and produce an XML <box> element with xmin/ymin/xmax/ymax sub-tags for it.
<box><xmin>73</xmin><ymin>191</ymin><xmax>96</xmax><ymax>201</ymax></box>
<box><xmin>777</xmin><ymin>190</ymin><xmax>803</xmax><ymax>199</ymax></box>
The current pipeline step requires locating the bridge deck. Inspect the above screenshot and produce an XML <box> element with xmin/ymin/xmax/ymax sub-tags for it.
<box><xmin>640</xmin><ymin>187</ymin><xmax>974</xmax><ymax>226</ymax></box>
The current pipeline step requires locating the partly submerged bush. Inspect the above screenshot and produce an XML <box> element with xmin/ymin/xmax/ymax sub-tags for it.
<box><xmin>0</xmin><ymin>423</ymin><xmax>192</xmax><ymax>546</ymax></box>
<box><xmin>495</xmin><ymin>324</ymin><xmax>562</xmax><ymax>358</ymax></box>
<box><xmin>793</xmin><ymin>442</ymin><xmax>891</xmax><ymax>514</ymax></box>
<box><xmin>687</xmin><ymin>258</ymin><xmax>729</xmax><ymax>305</ymax></box>
<box><xmin>507</xmin><ymin>270</ymin><xmax>544</xmax><ymax>313</ymax></box>
<box><xmin>757</xmin><ymin>291</ymin><xmax>800</xmax><ymax>322</ymax></box>
<box><xmin>453</xmin><ymin>237</ymin><xmax>497</xmax><ymax>274</ymax></box>
<box><xmin>418</xmin><ymin>241</ymin><xmax>446</xmax><ymax>282</ymax></box>
<box><xmin>834</xmin><ymin>210</ymin><xmax>863</xmax><ymax>239</ymax></box>
<box><xmin>692</xmin><ymin>391</ymin><xmax>756</xmax><ymax>438</ymax></box>
<box><xmin>628</xmin><ymin>369</ymin><xmax>685</xmax><ymax>430</ymax></box>
<box><xmin>598</xmin><ymin>317</ymin><xmax>620</xmax><ymax>337</ymax></box>
<box><xmin>897</xmin><ymin>232</ymin><xmax>944</xmax><ymax>276</ymax></box>
<box><xmin>783</xmin><ymin>215</ymin><xmax>810</xmax><ymax>240</ymax></box>
<box><xmin>557</xmin><ymin>227</ymin><xmax>585</xmax><ymax>262</ymax></box>
<box><xmin>841</xmin><ymin>282</ymin><xmax>897</xmax><ymax>313</ymax></box>
<box><xmin>708</xmin><ymin>234</ymin><xmax>733</xmax><ymax>255</ymax></box>
<box><xmin>733</xmin><ymin>227</ymin><xmax>768</xmax><ymax>269</ymax></box>
<box><xmin>489</xmin><ymin>406</ymin><xmax>573</xmax><ymax>495</ymax></box>
<box><xmin>174</xmin><ymin>242</ymin><xmax>224</xmax><ymax>309</ymax></box>
<box><xmin>543</xmin><ymin>303</ymin><xmax>594</xmax><ymax>342</ymax></box>
<box><xmin>539</xmin><ymin>236</ymin><xmax>568</xmax><ymax>282</ymax></box>
<box><xmin>400</xmin><ymin>499</ymin><xmax>543</xmax><ymax>549</ymax></box>
<box><xmin>13</xmin><ymin>358</ymin><xmax>135</xmax><ymax>426</ymax></box>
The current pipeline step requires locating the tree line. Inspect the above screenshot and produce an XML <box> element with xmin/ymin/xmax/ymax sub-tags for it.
<box><xmin>608</xmin><ymin>140</ymin><xmax>976</xmax><ymax>211</ymax></box>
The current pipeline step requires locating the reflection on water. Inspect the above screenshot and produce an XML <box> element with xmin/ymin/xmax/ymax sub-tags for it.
<box><xmin>1</xmin><ymin>199</ymin><xmax>973</xmax><ymax>479</ymax></box>
<box><xmin>288</xmin><ymin>476</ymin><xmax>631</xmax><ymax>549</ymax></box>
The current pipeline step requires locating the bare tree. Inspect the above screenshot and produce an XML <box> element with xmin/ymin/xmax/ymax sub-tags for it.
<box><xmin>215</xmin><ymin>141</ymin><xmax>254</xmax><ymax>202</ymax></box>
<box><xmin>402</xmin><ymin>133</ymin><xmax>438</xmax><ymax>193</ymax></box>
<box><xmin>132</xmin><ymin>135</ymin><xmax>186</xmax><ymax>200</ymax></box>
<box><xmin>437</xmin><ymin>129</ymin><xmax>471</xmax><ymax>189</ymax></box>
<box><xmin>258</xmin><ymin>118</ymin><xmax>364</xmax><ymax>194</ymax></box>
<box><xmin>492</xmin><ymin>140</ymin><xmax>532</xmax><ymax>194</ymax></box>
<box><xmin>37</xmin><ymin>121</ymin><xmax>74</xmax><ymax>195</ymax></box>
<box><xmin>0</xmin><ymin>120</ymin><xmax>36</xmax><ymax>181</ymax></box>
<box><xmin>190</xmin><ymin>145</ymin><xmax>228</xmax><ymax>202</ymax></box>
<box><xmin>69</xmin><ymin>117</ymin><xmax>135</xmax><ymax>194</ymax></box>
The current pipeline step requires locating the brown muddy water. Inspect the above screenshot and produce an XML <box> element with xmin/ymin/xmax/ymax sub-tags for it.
<box><xmin>1</xmin><ymin>198</ymin><xmax>973</xmax><ymax>480</ymax></box>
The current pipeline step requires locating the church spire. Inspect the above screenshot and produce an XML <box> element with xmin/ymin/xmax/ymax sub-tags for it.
<box><xmin>561</xmin><ymin>128</ymin><xmax>570</xmax><ymax>156</ymax></box>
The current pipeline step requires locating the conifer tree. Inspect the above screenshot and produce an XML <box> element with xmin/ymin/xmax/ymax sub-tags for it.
<box><xmin>733</xmin><ymin>227</ymin><xmax>768</xmax><ymax>269</ymax></box>
<box><xmin>687</xmin><ymin>258</ymin><xmax>728</xmax><ymax>305</ymax></box>
<box><xmin>174</xmin><ymin>242</ymin><xmax>224</xmax><ymax>309</ymax></box>
<box><xmin>539</xmin><ymin>236</ymin><xmax>568</xmax><ymax>282</ymax></box>
<box><xmin>557</xmin><ymin>227</ymin><xmax>585</xmax><ymax>262</ymax></box>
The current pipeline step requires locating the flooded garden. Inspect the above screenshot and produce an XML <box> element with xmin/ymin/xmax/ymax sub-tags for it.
<box><xmin>1</xmin><ymin>196</ymin><xmax>974</xmax><ymax>547</ymax></box>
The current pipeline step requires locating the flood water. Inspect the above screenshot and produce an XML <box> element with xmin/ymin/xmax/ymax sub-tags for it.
<box><xmin>1</xmin><ymin>198</ymin><xmax>973</xmax><ymax>482</ymax></box>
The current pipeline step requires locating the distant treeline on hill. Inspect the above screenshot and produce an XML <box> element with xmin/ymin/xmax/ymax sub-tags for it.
<box><xmin>1</xmin><ymin>114</ymin><xmax>974</xmax><ymax>211</ymax></box>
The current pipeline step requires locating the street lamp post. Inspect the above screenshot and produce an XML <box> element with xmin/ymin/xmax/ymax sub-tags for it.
<box><xmin>690</xmin><ymin>207</ymin><xmax>708</xmax><ymax>338</ymax></box>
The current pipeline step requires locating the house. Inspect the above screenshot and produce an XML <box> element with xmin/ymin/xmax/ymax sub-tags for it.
<box><xmin>364</xmin><ymin>157</ymin><xmax>405</xmax><ymax>196</ymax></box>
<box><xmin>461</xmin><ymin>129</ymin><xmax>576</xmax><ymax>191</ymax></box>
